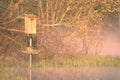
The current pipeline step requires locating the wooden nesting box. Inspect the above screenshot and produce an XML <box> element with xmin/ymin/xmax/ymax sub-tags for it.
<box><xmin>25</xmin><ymin>14</ymin><xmax>37</xmax><ymax>34</ymax></box>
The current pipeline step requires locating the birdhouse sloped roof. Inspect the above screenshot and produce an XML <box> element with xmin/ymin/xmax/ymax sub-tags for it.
<box><xmin>25</xmin><ymin>14</ymin><xmax>37</xmax><ymax>18</ymax></box>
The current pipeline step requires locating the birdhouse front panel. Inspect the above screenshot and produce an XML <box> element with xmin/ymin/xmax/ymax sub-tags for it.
<box><xmin>25</xmin><ymin>15</ymin><xmax>36</xmax><ymax>34</ymax></box>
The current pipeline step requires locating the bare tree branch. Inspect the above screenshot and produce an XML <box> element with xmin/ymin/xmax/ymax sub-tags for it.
<box><xmin>0</xmin><ymin>0</ymin><xmax>13</xmax><ymax>19</ymax></box>
<box><xmin>0</xmin><ymin>31</ymin><xmax>25</xmax><ymax>48</ymax></box>
<box><xmin>57</xmin><ymin>6</ymin><xmax>70</xmax><ymax>24</ymax></box>
<box><xmin>0</xmin><ymin>26</ymin><xmax>24</xmax><ymax>33</ymax></box>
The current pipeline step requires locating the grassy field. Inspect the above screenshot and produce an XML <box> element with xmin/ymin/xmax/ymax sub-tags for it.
<box><xmin>0</xmin><ymin>54</ymin><xmax>120</xmax><ymax>80</ymax></box>
<box><xmin>0</xmin><ymin>54</ymin><xmax>120</xmax><ymax>68</ymax></box>
<box><xmin>35</xmin><ymin>54</ymin><xmax>120</xmax><ymax>68</ymax></box>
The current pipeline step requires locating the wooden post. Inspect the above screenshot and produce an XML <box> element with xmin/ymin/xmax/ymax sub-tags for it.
<box><xmin>29</xmin><ymin>37</ymin><xmax>32</xmax><ymax>80</ymax></box>
<box><xmin>118</xmin><ymin>12</ymin><xmax>120</xmax><ymax>30</ymax></box>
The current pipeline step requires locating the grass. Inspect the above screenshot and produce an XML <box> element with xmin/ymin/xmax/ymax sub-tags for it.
<box><xmin>1</xmin><ymin>54</ymin><xmax>120</xmax><ymax>68</ymax></box>
<box><xmin>32</xmin><ymin>54</ymin><xmax>120</xmax><ymax>68</ymax></box>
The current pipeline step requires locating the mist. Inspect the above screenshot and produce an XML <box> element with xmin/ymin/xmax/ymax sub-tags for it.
<box><xmin>101</xmin><ymin>28</ymin><xmax>120</xmax><ymax>57</ymax></box>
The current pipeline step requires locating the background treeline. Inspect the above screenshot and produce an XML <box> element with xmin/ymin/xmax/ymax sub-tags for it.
<box><xmin>0</xmin><ymin>0</ymin><xmax>120</xmax><ymax>61</ymax></box>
